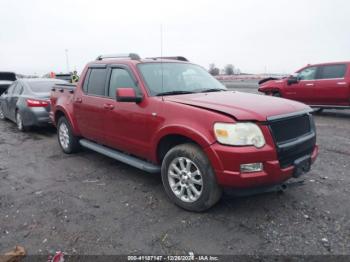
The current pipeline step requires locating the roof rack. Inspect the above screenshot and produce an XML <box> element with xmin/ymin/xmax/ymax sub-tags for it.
<box><xmin>96</xmin><ymin>53</ymin><xmax>141</xmax><ymax>61</ymax></box>
<box><xmin>147</xmin><ymin>56</ymin><xmax>189</xmax><ymax>62</ymax></box>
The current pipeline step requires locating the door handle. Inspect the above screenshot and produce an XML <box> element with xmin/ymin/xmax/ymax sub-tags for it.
<box><xmin>337</xmin><ymin>82</ymin><xmax>347</xmax><ymax>85</ymax></box>
<box><xmin>305</xmin><ymin>83</ymin><xmax>314</xmax><ymax>86</ymax></box>
<box><xmin>74</xmin><ymin>97</ymin><xmax>82</xmax><ymax>103</ymax></box>
<box><xmin>103</xmin><ymin>104</ymin><xmax>115</xmax><ymax>110</ymax></box>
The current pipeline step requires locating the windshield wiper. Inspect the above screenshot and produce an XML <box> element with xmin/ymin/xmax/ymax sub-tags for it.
<box><xmin>156</xmin><ymin>91</ymin><xmax>195</xmax><ymax>96</ymax></box>
<box><xmin>196</xmin><ymin>88</ymin><xmax>227</xmax><ymax>93</ymax></box>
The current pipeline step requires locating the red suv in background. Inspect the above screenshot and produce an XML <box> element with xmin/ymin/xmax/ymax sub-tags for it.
<box><xmin>259</xmin><ymin>62</ymin><xmax>350</xmax><ymax>111</ymax></box>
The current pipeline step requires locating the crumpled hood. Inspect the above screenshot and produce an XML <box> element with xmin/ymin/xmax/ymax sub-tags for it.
<box><xmin>165</xmin><ymin>91</ymin><xmax>310</xmax><ymax>121</ymax></box>
<box><xmin>259</xmin><ymin>78</ymin><xmax>286</xmax><ymax>88</ymax></box>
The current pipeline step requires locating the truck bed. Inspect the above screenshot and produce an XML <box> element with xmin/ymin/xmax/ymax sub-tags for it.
<box><xmin>52</xmin><ymin>83</ymin><xmax>76</xmax><ymax>91</ymax></box>
<box><xmin>50</xmin><ymin>83</ymin><xmax>77</xmax><ymax>125</ymax></box>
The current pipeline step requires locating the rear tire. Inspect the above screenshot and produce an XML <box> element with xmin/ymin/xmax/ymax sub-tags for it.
<box><xmin>161</xmin><ymin>143</ymin><xmax>222</xmax><ymax>212</ymax></box>
<box><xmin>16</xmin><ymin>111</ymin><xmax>29</xmax><ymax>132</ymax></box>
<box><xmin>57</xmin><ymin>117</ymin><xmax>80</xmax><ymax>154</ymax></box>
<box><xmin>0</xmin><ymin>106</ymin><xmax>5</xmax><ymax>120</ymax></box>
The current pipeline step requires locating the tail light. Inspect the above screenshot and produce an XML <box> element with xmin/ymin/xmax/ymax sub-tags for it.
<box><xmin>27</xmin><ymin>99</ymin><xmax>50</xmax><ymax>107</ymax></box>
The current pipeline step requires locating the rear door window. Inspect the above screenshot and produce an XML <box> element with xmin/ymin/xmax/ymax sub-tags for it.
<box><xmin>82</xmin><ymin>70</ymin><xmax>91</xmax><ymax>93</ymax></box>
<box><xmin>318</xmin><ymin>64</ymin><xmax>347</xmax><ymax>79</ymax></box>
<box><xmin>108</xmin><ymin>68</ymin><xmax>138</xmax><ymax>98</ymax></box>
<box><xmin>86</xmin><ymin>68</ymin><xmax>108</xmax><ymax>96</ymax></box>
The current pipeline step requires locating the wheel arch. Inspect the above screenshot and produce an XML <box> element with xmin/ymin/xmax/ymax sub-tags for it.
<box><xmin>154</xmin><ymin>126</ymin><xmax>213</xmax><ymax>164</ymax></box>
<box><xmin>260</xmin><ymin>87</ymin><xmax>281</xmax><ymax>94</ymax></box>
<box><xmin>54</xmin><ymin>107</ymin><xmax>80</xmax><ymax>136</ymax></box>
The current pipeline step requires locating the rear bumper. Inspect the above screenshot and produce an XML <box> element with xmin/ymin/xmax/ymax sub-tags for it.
<box><xmin>21</xmin><ymin>107</ymin><xmax>51</xmax><ymax>127</ymax></box>
<box><xmin>205</xmin><ymin>143</ymin><xmax>318</xmax><ymax>189</ymax></box>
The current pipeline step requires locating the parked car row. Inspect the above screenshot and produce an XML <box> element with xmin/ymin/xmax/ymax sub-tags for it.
<box><xmin>6</xmin><ymin>55</ymin><xmax>347</xmax><ymax>211</ymax></box>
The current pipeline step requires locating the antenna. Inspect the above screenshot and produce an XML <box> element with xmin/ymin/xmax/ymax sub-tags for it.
<box><xmin>65</xmin><ymin>49</ymin><xmax>70</xmax><ymax>73</ymax></box>
<box><xmin>160</xmin><ymin>24</ymin><xmax>164</xmax><ymax>101</ymax></box>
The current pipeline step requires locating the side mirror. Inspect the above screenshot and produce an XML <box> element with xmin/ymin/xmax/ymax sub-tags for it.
<box><xmin>116</xmin><ymin>88</ymin><xmax>142</xmax><ymax>103</ymax></box>
<box><xmin>287</xmin><ymin>75</ymin><xmax>299</xmax><ymax>85</ymax></box>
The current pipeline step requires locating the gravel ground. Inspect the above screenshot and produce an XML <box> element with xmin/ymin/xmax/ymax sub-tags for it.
<box><xmin>0</xmin><ymin>81</ymin><xmax>350</xmax><ymax>256</ymax></box>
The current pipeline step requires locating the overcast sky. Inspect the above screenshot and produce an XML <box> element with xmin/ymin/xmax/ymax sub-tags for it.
<box><xmin>0</xmin><ymin>0</ymin><xmax>349</xmax><ymax>75</ymax></box>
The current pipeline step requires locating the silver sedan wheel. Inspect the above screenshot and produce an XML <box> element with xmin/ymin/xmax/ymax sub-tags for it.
<box><xmin>0</xmin><ymin>107</ymin><xmax>4</xmax><ymax>120</ymax></box>
<box><xmin>59</xmin><ymin>122</ymin><xmax>70</xmax><ymax>150</ymax></box>
<box><xmin>168</xmin><ymin>157</ymin><xmax>203</xmax><ymax>203</ymax></box>
<box><xmin>16</xmin><ymin>113</ymin><xmax>23</xmax><ymax>130</ymax></box>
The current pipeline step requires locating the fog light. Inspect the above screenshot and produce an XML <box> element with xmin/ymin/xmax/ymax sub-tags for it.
<box><xmin>240</xmin><ymin>163</ymin><xmax>263</xmax><ymax>173</ymax></box>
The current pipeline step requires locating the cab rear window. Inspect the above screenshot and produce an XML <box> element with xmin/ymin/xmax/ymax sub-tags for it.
<box><xmin>85</xmin><ymin>68</ymin><xmax>107</xmax><ymax>96</ymax></box>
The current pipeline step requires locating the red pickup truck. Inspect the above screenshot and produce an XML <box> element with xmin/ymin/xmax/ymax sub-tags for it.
<box><xmin>50</xmin><ymin>54</ymin><xmax>318</xmax><ymax>211</ymax></box>
<box><xmin>258</xmin><ymin>62</ymin><xmax>350</xmax><ymax>111</ymax></box>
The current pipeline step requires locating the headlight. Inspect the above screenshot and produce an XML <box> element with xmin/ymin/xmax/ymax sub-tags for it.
<box><xmin>214</xmin><ymin>122</ymin><xmax>266</xmax><ymax>148</ymax></box>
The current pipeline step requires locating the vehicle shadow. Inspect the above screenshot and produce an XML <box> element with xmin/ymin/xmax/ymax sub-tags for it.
<box><xmin>313</xmin><ymin>109</ymin><xmax>350</xmax><ymax>119</ymax></box>
<box><xmin>210</xmin><ymin>189</ymin><xmax>296</xmax><ymax>216</ymax></box>
<box><xmin>28</xmin><ymin>125</ymin><xmax>57</xmax><ymax>137</ymax></box>
<box><xmin>76</xmin><ymin>146</ymin><xmax>303</xmax><ymax>215</ymax></box>
<box><xmin>0</xmin><ymin>120</ymin><xmax>57</xmax><ymax>142</ymax></box>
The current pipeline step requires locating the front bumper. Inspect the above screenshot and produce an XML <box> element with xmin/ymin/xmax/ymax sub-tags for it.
<box><xmin>205</xmin><ymin>142</ymin><xmax>318</xmax><ymax>189</ymax></box>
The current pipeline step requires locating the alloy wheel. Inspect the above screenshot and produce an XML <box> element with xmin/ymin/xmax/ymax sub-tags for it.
<box><xmin>59</xmin><ymin>122</ymin><xmax>70</xmax><ymax>150</ymax></box>
<box><xmin>0</xmin><ymin>107</ymin><xmax>4</xmax><ymax>120</ymax></box>
<box><xmin>167</xmin><ymin>157</ymin><xmax>203</xmax><ymax>203</ymax></box>
<box><xmin>16</xmin><ymin>113</ymin><xmax>23</xmax><ymax>130</ymax></box>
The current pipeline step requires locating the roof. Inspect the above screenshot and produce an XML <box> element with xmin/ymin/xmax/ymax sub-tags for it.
<box><xmin>20</xmin><ymin>78</ymin><xmax>64</xmax><ymax>82</ymax></box>
<box><xmin>308</xmin><ymin>61</ymin><xmax>350</xmax><ymax>67</ymax></box>
<box><xmin>89</xmin><ymin>54</ymin><xmax>190</xmax><ymax>67</ymax></box>
<box><xmin>91</xmin><ymin>58</ymin><xmax>189</xmax><ymax>65</ymax></box>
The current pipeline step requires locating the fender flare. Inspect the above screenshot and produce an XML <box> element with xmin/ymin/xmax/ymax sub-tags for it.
<box><xmin>151</xmin><ymin>125</ymin><xmax>214</xmax><ymax>162</ymax></box>
<box><xmin>54</xmin><ymin>106</ymin><xmax>81</xmax><ymax>136</ymax></box>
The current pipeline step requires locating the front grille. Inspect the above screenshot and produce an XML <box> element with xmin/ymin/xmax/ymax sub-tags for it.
<box><xmin>268</xmin><ymin>112</ymin><xmax>316</xmax><ymax>168</ymax></box>
<box><xmin>269</xmin><ymin>114</ymin><xmax>311</xmax><ymax>144</ymax></box>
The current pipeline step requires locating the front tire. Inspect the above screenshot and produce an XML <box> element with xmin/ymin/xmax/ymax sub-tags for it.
<box><xmin>161</xmin><ymin>143</ymin><xmax>222</xmax><ymax>212</ymax></box>
<box><xmin>57</xmin><ymin>117</ymin><xmax>80</xmax><ymax>154</ymax></box>
<box><xmin>272</xmin><ymin>91</ymin><xmax>281</xmax><ymax>97</ymax></box>
<box><xmin>313</xmin><ymin>108</ymin><xmax>323</xmax><ymax>114</ymax></box>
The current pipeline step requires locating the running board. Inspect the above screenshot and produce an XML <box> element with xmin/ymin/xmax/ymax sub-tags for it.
<box><xmin>79</xmin><ymin>139</ymin><xmax>160</xmax><ymax>173</ymax></box>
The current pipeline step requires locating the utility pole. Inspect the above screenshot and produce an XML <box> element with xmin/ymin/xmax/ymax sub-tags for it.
<box><xmin>65</xmin><ymin>49</ymin><xmax>70</xmax><ymax>73</ymax></box>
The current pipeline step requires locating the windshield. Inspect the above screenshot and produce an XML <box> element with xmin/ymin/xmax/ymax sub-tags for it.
<box><xmin>138</xmin><ymin>63</ymin><xmax>226</xmax><ymax>96</ymax></box>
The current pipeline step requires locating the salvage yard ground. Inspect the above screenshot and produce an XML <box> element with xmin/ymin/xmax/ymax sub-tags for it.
<box><xmin>0</xmin><ymin>81</ymin><xmax>350</xmax><ymax>255</ymax></box>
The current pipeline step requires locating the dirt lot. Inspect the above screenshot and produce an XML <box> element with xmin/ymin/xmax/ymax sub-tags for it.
<box><xmin>0</xmin><ymin>82</ymin><xmax>350</xmax><ymax>256</ymax></box>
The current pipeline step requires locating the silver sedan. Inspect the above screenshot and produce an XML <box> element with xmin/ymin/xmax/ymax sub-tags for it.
<box><xmin>0</xmin><ymin>78</ymin><xmax>67</xmax><ymax>131</ymax></box>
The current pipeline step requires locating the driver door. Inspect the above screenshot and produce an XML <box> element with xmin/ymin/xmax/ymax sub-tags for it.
<box><xmin>103</xmin><ymin>66</ymin><xmax>159</xmax><ymax>159</ymax></box>
<box><xmin>284</xmin><ymin>66</ymin><xmax>318</xmax><ymax>104</ymax></box>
